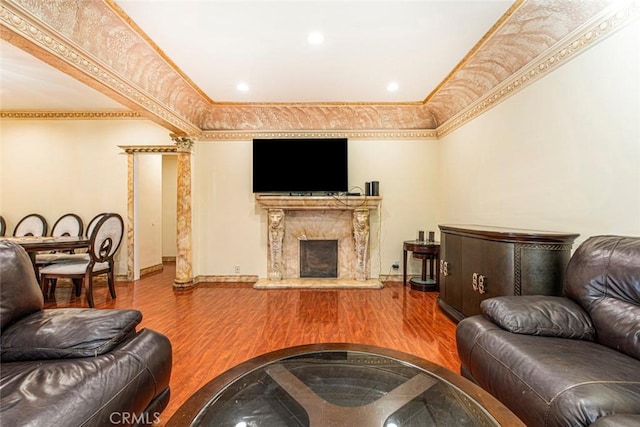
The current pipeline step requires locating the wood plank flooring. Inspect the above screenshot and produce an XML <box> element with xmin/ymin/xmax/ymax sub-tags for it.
<box><xmin>44</xmin><ymin>263</ymin><xmax>460</xmax><ymax>425</ymax></box>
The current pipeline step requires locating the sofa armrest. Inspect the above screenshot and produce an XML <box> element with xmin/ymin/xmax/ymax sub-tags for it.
<box><xmin>480</xmin><ymin>296</ymin><xmax>595</xmax><ymax>340</ymax></box>
<box><xmin>1</xmin><ymin>308</ymin><xmax>142</xmax><ymax>361</ymax></box>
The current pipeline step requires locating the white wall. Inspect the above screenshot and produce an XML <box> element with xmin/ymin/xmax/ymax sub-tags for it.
<box><xmin>137</xmin><ymin>154</ymin><xmax>163</xmax><ymax>270</ymax></box>
<box><xmin>439</xmin><ymin>19</ymin><xmax>640</xmax><ymax>245</ymax></box>
<box><xmin>0</xmin><ymin>119</ymin><xmax>171</xmax><ymax>274</ymax></box>
<box><xmin>191</xmin><ymin>138</ymin><xmax>439</xmax><ymax>278</ymax></box>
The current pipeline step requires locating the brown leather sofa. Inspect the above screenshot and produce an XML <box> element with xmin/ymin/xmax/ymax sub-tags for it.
<box><xmin>456</xmin><ymin>235</ymin><xmax>640</xmax><ymax>427</ymax></box>
<box><xmin>0</xmin><ymin>240</ymin><xmax>172</xmax><ymax>426</ymax></box>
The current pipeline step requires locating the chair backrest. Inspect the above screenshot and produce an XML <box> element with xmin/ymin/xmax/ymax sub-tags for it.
<box><xmin>0</xmin><ymin>215</ymin><xmax>5</xmax><ymax>237</ymax></box>
<box><xmin>564</xmin><ymin>235</ymin><xmax>640</xmax><ymax>361</ymax></box>
<box><xmin>88</xmin><ymin>213</ymin><xmax>124</xmax><ymax>264</ymax></box>
<box><xmin>85</xmin><ymin>213</ymin><xmax>108</xmax><ymax>238</ymax></box>
<box><xmin>50</xmin><ymin>213</ymin><xmax>84</xmax><ymax>237</ymax></box>
<box><xmin>13</xmin><ymin>213</ymin><xmax>48</xmax><ymax>237</ymax></box>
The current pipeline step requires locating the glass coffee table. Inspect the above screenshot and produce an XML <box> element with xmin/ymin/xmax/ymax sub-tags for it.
<box><xmin>168</xmin><ymin>343</ymin><xmax>523</xmax><ymax>426</ymax></box>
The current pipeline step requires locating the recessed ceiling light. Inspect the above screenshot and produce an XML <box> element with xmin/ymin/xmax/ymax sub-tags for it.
<box><xmin>387</xmin><ymin>81</ymin><xmax>399</xmax><ymax>92</ymax></box>
<box><xmin>308</xmin><ymin>31</ymin><xmax>324</xmax><ymax>45</ymax></box>
<box><xmin>236</xmin><ymin>82</ymin><xmax>249</xmax><ymax>92</ymax></box>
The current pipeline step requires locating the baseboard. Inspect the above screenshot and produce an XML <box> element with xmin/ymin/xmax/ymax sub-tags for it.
<box><xmin>140</xmin><ymin>263</ymin><xmax>163</xmax><ymax>277</ymax></box>
<box><xmin>194</xmin><ymin>275</ymin><xmax>259</xmax><ymax>283</ymax></box>
<box><xmin>162</xmin><ymin>256</ymin><xmax>176</xmax><ymax>263</ymax></box>
<box><xmin>379</xmin><ymin>274</ymin><xmax>403</xmax><ymax>282</ymax></box>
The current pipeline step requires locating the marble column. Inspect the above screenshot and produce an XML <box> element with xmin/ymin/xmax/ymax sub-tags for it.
<box><xmin>126</xmin><ymin>152</ymin><xmax>135</xmax><ymax>280</ymax></box>
<box><xmin>353</xmin><ymin>208</ymin><xmax>370</xmax><ymax>281</ymax></box>
<box><xmin>173</xmin><ymin>137</ymin><xmax>194</xmax><ymax>288</ymax></box>
<box><xmin>267</xmin><ymin>209</ymin><xmax>285</xmax><ymax>280</ymax></box>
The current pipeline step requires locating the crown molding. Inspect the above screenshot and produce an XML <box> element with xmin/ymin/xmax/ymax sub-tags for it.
<box><xmin>0</xmin><ymin>0</ymin><xmax>201</xmax><ymax>134</ymax></box>
<box><xmin>1</xmin><ymin>111</ymin><xmax>143</xmax><ymax>120</ymax></box>
<box><xmin>198</xmin><ymin>130</ymin><xmax>438</xmax><ymax>141</ymax></box>
<box><xmin>436</xmin><ymin>0</ymin><xmax>640</xmax><ymax>138</ymax></box>
<box><xmin>119</xmin><ymin>145</ymin><xmax>177</xmax><ymax>154</ymax></box>
<box><xmin>2</xmin><ymin>0</ymin><xmax>637</xmax><ymax>139</ymax></box>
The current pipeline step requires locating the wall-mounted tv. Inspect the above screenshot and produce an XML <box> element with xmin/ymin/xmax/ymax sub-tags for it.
<box><xmin>252</xmin><ymin>138</ymin><xmax>348</xmax><ymax>194</ymax></box>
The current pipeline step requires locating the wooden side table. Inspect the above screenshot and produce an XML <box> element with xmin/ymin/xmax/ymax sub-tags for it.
<box><xmin>403</xmin><ymin>240</ymin><xmax>440</xmax><ymax>292</ymax></box>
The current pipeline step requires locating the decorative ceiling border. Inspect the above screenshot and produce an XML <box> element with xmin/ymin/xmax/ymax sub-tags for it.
<box><xmin>0</xmin><ymin>0</ymin><xmax>200</xmax><ymax>134</ymax></box>
<box><xmin>1</xmin><ymin>111</ymin><xmax>143</xmax><ymax>120</ymax></box>
<box><xmin>435</xmin><ymin>0</ymin><xmax>640</xmax><ymax>138</ymax></box>
<box><xmin>1</xmin><ymin>0</ymin><xmax>638</xmax><ymax>140</ymax></box>
<box><xmin>118</xmin><ymin>145</ymin><xmax>177</xmax><ymax>154</ymax></box>
<box><xmin>198</xmin><ymin>130</ymin><xmax>438</xmax><ymax>141</ymax></box>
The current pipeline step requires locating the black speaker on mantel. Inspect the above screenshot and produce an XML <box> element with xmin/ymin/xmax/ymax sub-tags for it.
<box><xmin>371</xmin><ymin>181</ymin><xmax>379</xmax><ymax>196</ymax></box>
<box><xmin>365</xmin><ymin>182</ymin><xmax>371</xmax><ymax>196</ymax></box>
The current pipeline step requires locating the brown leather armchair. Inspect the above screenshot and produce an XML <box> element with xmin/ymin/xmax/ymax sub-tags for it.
<box><xmin>457</xmin><ymin>235</ymin><xmax>640</xmax><ymax>427</ymax></box>
<box><xmin>0</xmin><ymin>240</ymin><xmax>172</xmax><ymax>426</ymax></box>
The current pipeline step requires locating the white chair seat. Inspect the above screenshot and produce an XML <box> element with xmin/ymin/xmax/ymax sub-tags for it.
<box><xmin>39</xmin><ymin>260</ymin><xmax>110</xmax><ymax>275</ymax></box>
<box><xmin>37</xmin><ymin>253</ymin><xmax>90</xmax><ymax>264</ymax></box>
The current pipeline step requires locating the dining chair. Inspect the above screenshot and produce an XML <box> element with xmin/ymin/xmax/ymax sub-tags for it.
<box><xmin>85</xmin><ymin>212</ymin><xmax>107</xmax><ymax>239</ymax></box>
<box><xmin>35</xmin><ymin>213</ymin><xmax>85</xmax><ymax>266</ymax></box>
<box><xmin>12</xmin><ymin>213</ymin><xmax>48</xmax><ymax>237</ymax></box>
<box><xmin>39</xmin><ymin>213</ymin><xmax>124</xmax><ymax>308</ymax></box>
<box><xmin>0</xmin><ymin>215</ymin><xmax>6</xmax><ymax>236</ymax></box>
<box><xmin>40</xmin><ymin>212</ymin><xmax>108</xmax><ymax>264</ymax></box>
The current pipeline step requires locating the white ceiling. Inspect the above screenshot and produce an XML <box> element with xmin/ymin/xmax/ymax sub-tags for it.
<box><xmin>0</xmin><ymin>0</ymin><xmax>514</xmax><ymax>110</ymax></box>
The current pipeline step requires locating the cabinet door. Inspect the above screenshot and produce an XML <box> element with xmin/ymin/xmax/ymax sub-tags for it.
<box><xmin>439</xmin><ymin>233</ymin><xmax>463</xmax><ymax>316</ymax></box>
<box><xmin>462</xmin><ymin>238</ymin><xmax>514</xmax><ymax>317</ymax></box>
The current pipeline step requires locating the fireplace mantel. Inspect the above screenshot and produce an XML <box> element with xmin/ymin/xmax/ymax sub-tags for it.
<box><xmin>255</xmin><ymin>195</ymin><xmax>382</xmax><ymax>210</ymax></box>
<box><xmin>254</xmin><ymin>194</ymin><xmax>383</xmax><ymax>288</ymax></box>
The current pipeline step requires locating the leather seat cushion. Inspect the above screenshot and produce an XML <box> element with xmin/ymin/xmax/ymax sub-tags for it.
<box><xmin>0</xmin><ymin>329</ymin><xmax>172</xmax><ymax>426</ymax></box>
<box><xmin>1</xmin><ymin>308</ymin><xmax>142</xmax><ymax>361</ymax></box>
<box><xmin>458</xmin><ymin>316</ymin><xmax>640</xmax><ymax>427</ymax></box>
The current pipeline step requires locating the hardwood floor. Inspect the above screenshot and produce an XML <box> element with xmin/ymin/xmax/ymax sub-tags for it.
<box><xmin>44</xmin><ymin>263</ymin><xmax>460</xmax><ymax>425</ymax></box>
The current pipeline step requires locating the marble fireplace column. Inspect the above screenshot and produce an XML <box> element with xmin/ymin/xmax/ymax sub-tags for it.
<box><xmin>173</xmin><ymin>137</ymin><xmax>194</xmax><ymax>288</ymax></box>
<box><xmin>268</xmin><ymin>209</ymin><xmax>285</xmax><ymax>280</ymax></box>
<box><xmin>353</xmin><ymin>208</ymin><xmax>370</xmax><ymax>281</ymax></box>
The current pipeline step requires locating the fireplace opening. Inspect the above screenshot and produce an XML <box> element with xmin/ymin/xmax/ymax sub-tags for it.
<box><xmin>300</xmin><ymin>240</ymin><xmax>338</xmax><ymax>278</ymax></box>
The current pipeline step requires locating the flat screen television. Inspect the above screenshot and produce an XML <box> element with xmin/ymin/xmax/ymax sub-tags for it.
<box><xmin>252</xmin><ymin>138</ymin><xmax>348</xmax><ymax>194</ymax></box>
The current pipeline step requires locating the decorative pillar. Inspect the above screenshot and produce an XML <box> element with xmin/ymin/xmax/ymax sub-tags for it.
<box><xmin>353</xmin><ymin>209</ymin><xmax>370</xmax><ymax>281</ymax></box>
<box><xmin>267</xmin><ymin>209</ymin><xmax>285</xmax><ymax>280</ymax></box>
<box><xmin>126</xmin><ymin>152</ymin><xmax>135</xmax><ymax>280</ymax></box>
<box><xmin>173</xmin><ymin>136</ymin><xmax>194</xmax><ymax>288</ymax></box>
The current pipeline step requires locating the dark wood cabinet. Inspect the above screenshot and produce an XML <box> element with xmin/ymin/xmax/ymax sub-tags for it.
<box><xmin>438</xmin><ymin>224</ymin><xmax>579</xmax><ymax>322</ymax></box>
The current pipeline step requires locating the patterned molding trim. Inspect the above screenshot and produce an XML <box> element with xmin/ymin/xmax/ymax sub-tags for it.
<box><xmin>1</xmin><ymin>111</ymin><xmax>143</xmax><ymax>119</ymax></box>
<box><xmin>513</xmin><ymin>243</ymin><xmax>574</xmax><ymax>295</ymax></box>
<box><xmin>0</xmin><ymin>0</ymin><xmax>200</xmax><ymax>134</ymax></box>
<box><xmin>119</xmin><ymin>145</ymin><xmax>177</xmax><ymax>154</ymax></box>
<box><xmin>199</xmin><ymin>129</ymin><xmax>438</xmax><ymax>141</ymax></box>
<box><xmin>436</xmin><ymin>0</ymin><xmax>640</xmax><ymax>138</ymax></box>
<box><xmin>2</xmin><ymin>0</ymin><xmax>638</xmax><ymax>138</ymax></box>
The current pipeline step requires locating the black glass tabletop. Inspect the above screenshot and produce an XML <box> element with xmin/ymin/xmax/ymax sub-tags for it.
<box><xmin>168</xmin><ymin>344</ymin><xmax>524</xmax><ymax>427</ymax></box>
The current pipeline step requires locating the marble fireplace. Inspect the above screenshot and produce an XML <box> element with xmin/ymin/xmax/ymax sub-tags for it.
<box><xmin>254</xmin><ymin>195</ymin><xmax>383</xmax><ymax>289</ymax></box>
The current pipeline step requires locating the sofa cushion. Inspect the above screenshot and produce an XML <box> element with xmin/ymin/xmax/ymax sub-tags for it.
<box><xmin>457</xmin><ymin>315</ymin><xmax>640</xmax><ymax>427</ymax></box>
<box><xmin>0</xmin><ymin>241</ymin><xmax>44</xmax><ymax>329</ymax></box>
<box><xmin>481</xmin><ymin>295</ymin><xmax>596</xmax><ymax>340</ymax></box>
<box><xmin>0</xmin><ymin>308</ymin><xmax>142</xmax><ymax>361</ymax></box>
<box><xmin>0</xmin><ymin>328</ymin><xmax>172</xmax><ymax>427</ymax></box>
<box><xmin>564</xmin><ymin>235</ymin><xmax>640</xmax><ymax>360</ymax></box>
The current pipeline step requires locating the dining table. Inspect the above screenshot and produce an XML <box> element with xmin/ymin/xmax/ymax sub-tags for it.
<box><xmin>0</xmin><ymin>236</ymin><xmax>90</xmax><ymax>278</ymax></box>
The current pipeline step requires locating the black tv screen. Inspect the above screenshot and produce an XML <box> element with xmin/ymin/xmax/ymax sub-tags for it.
<box><xmin>252</xmin><ymin>138</ymin><xmax>348</xmax><ymax>194</ymax></box>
